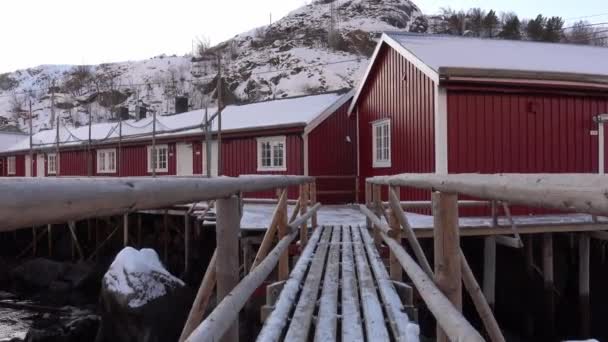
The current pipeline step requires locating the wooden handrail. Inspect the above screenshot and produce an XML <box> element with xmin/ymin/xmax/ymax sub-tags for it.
<box><xmin>250</xmin><ymin>189</ymin><xmax>288</xmax><ymax>271</ymax></box>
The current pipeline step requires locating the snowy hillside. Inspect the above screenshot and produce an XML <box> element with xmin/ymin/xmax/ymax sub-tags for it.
<box><xmin>0</xmin><ymin>0</ymin><xmax>422</xmax><ymax>134</ymax></box>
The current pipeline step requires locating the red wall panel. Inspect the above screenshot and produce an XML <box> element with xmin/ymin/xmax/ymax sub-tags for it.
<box><xmin>307</xmin><ymin>100</ymin><xmax>357</xmax><ymax>203</ymax></box>
<box><xmin>116</xmin><ymin>143</ymin><xmax>176</xmax><ymax>177</ymax></box>
<box><xmin>356</xmin><ymin>45</ymin><xmax>436</xmax><ymax>204</ymax></box>
<box><xmin>222</xmin><ymin>134</ymin><xmax>303</xmax><ymax>199</ymax></box>
<box><xmin>60</xmin><ymin>150</ymin><xmax>93</xmax><ymax>176</ymax></box>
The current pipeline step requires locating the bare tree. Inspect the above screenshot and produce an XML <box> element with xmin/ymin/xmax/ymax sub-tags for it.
<box><xmin>8</xmin><ymin>90</ymin><xmax>25</xmax><ymax>121</ymax></box>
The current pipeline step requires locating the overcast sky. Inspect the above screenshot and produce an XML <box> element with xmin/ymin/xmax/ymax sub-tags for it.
<box><xmin>1</xmin><ymin>0</ymin><xmax>606</xmax><ymax>73</ymax></box>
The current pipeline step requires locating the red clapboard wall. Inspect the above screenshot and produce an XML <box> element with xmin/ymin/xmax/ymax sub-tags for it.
<box><xmin>356</xmin><ymin>44</ymin><xmax>436</xmax><ymax>205</ymax></box>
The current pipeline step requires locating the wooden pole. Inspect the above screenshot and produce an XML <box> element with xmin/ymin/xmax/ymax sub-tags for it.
<box><xmin>310</xmin><ymin>182</ymin><xmax>317</xmax><ymax>229</ymax></box>
<box><xmin>47</xmin><ymin>224</ymin><xmax>52</xmax><ymax>257</ymax></box>
<box><xmin>67</xmin><ymin>221</ymin><xmax>84</xmax><ymax>261</ymax></box>
<box><xmin>32</xmin><ymin>227</ymin><xmax>37</xmax><ymax>256</ymax></box>
<box><xmin>184</xmin><ymin>212</ymin><xmax>191</xmax><ymax>276</ymax></box>
<box><xmin>432</xmin><ymin>191</ymin><xmax>462</xmax><ymax>342</ymax></box>
<box><xmin>372</xmin><ymin>184</ymin><xmax>382</xmax><ymax>248</ymax></box>
<box><xmin>179</xmin><ymin>251</ymin><xmax>217</xmax><ymax>342</ymax></box>
<box><xmin>123</xmin><ymin>213</ymin><xmax>129</xmax><ymax>246</ymax></box>
<box><xmin>215</xmin><ymin>195</ymin><xmax>240</xmax><ymax>342</ymax></box>
<box><xmin>365</xmin><ymin>182</ymin><xmax>372</xmax><ymax>228</ymax></box>
<box><xmin>163</xmin><ymin>210</ymin><xmax>169</xmax><ymax>264</ymax></box>
<box><xmin>579</xmin><ymin>233</ymin><xmax>591</xmax><ymax>337</ymax></box>
<box><xmin>216</xmin><ymin>55</ymin><xmax>223</xmax><ymax>176</ymax></box>
<box><xmin>483</xmin><ymin>236</ymin><xmax>497</xmax><ymax>310</ymax></box>
<box><xmin>387</xmin><ymin>186</ymin><xmax>402</xmax><ymax>281</ymax></box>
<box><xmin>461</xmin><ymin>251</ymin><xmax>506</xmax><ymax>342</ymax></box>
<box><xmin>542</xmin><ymin>233</ymin><xmax>555</xmax><ymax>340</ymax></box>
<box><xmin>277</xmin><ymin>189</ymin><xmax>289</xmax><ymax>281</ymax></box>
<box><xmin>299</xmin><ymin>184</ymin><xmax>309</xmax><ymax>246</ymax></box>
<box><xmin>250</xmin><ymin>189</ymin><xmax>288</xmax><ymax>271</ymax></box>
<box><xmin>152</xmin><ymin>110</ymin><xmax>157</xmax><ymax>178</ymax></box>
<box><xmin>137</xmin><ymin>214</ymin><xmax>142</xmax><ymax>247</ymax></box>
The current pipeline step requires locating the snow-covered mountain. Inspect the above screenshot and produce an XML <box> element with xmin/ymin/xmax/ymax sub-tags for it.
<box><xmin>0</xmin><ymin>0</ymin><xmax>422</xmax><ymax>134</ymax></box>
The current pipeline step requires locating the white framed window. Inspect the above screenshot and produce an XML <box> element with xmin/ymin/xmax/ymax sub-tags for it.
<box><xmin>257</xmin><ymin>136</ymin><xmax>286</xmax><ymax>172</ymax></box>
<box><xmin>372</xmin><ymin>119</ymin><xmax>391</xmax><ymax>168</ymax></box>
<box><xmin>7</xmin><ymin>156</ymin><xmax>16</xmax><ymax>175</ymax></box>
<box><xmin>47</xmin><ymin>153</ymin><xmax>58</xmax><ymax>175</ymax></box>
<box><xmin>147</xmin><ymin>144</ymin><xmax>169</xmax><ymax>173</ymax></box>
<box><xmin>97</xmin><ymin>149</ymin><xmax>117</xmax><ymax>174</ymax></box>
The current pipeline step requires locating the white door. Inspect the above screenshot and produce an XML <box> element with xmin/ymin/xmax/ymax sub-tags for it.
<box><xmin>176</xmin><ymin>142</ymin><xmax>194</xmax><ymax>176</ymax></box>
<box><xmin>36</xmin><ymin>154</ymin><xmax>45</xmax><ymax>177</ymax></box>
<box><xmin>202</xmin><ymin>141</ymin><xmax>218</xmax><ymax>177</ymax></box>
<box><xmin>25</xmin><ymin>155</ymin><xmax>32</xmax><ymax>177</ymax></box>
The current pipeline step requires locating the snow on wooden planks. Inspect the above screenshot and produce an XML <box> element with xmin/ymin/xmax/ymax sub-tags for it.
<box><xmin>258</xmin><ymin>226</ymin><xmax>419</xmax><ymax>342</ymax></box>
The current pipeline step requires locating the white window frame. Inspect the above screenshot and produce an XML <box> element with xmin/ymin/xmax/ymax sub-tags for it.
<box><xmin>147</xmin><ymin>144</ymin><xmax>169</xmax><ymax>173</ymax></box>
<box><xmin>372</xmin><ymin>119</ymin><xmax>391</xmax><ymax>168</ymax></box>
<box><xmin>257</xmin><ymin>136</ymin><xmax>287</xmax><ymax>172</ymax></box>
<box><xmin>7</xmin><ymin>156</ymin><xmax>16</xmax><ymax>175</ymax></box>
<box><xmin>47</xmin><ymin>153</ymin><xmax>58</xmax><ymax>175</ymax></box>
<box><xmin>97</xmin><ymin>148</ymin><xmax>117</xmax><ymax>174</ymax></box>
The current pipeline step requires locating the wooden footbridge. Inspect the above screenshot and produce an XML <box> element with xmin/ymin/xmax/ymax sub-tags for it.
<box><xmin>1</xmin><ymin>174</ymin><xmax>607</xmax><ymax>341</ymax></box>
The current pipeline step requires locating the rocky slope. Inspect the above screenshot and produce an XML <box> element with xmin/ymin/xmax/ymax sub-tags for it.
<box><xmin>0</xmin><ymin>0</ymin><xmax>423</xmax><ymax>134</ymax></box>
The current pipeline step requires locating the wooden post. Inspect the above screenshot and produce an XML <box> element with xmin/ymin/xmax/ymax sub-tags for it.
<box><xmin>372</xmin><ymin>184</ymin><xmax>382</xmax><ymax>248</ymax></box>
<box><xmin>215</xmin><ymin>195</ymin><xmax>240</xmax><ymax>342</ymax></box>
<box><xmin>32</xmin><ymin>227</ymin><xmax>37</xmax><ymax>256</ymax></box>
<box><xmin>310</xmin><ymin>182</ymin><xmax>317</xmax><ymax>229</ymax></box>
<box><xmin>542</xmin><ymin>233</ymin><xmax>555</xmax><ymax>340</ymax></box>
<box><xmin>47</xmin><ymin>224</ymin><xmax>52</xmax><ymax>257</ymax></box>
<box><xmin>67</xmin><ymin>221</ymin><xmax>84</xmax><ymax>261</ymax></box>
<box><xmin>579</xmin><ymin>233</ymin><xmax>591</xmax><ymax>337</ymax></box>
<box><xmin>123</xmin><ymin>213</ymin><xmax>129</xmax><ymax>247</ymax></box>
<box><xmin>387</xmin><ymin>186</ymin><xmax>402</xmax><ymax>281</ymax></box>
<box><xmin>299</xmin><ymin>184</ymin><xmax>309</xmax><ymax>246</ymax></box>
<box><xmin>137</xmin><ymin>214</ymin><xmax>142</xmax><ymax>247</ymax></box>
<box><xmin>163</xmin><ymin>210</ymin><xmax>169</xmax><ymax>264</ymax></box>
<box><xmin>432</xmin><ymin>191</ymin><xmax>462</xmax><ymax>342</ymax></box>
<box><xmin>483</xmin><ymin>236</ymin><xmax>497</xmax><ymax>310</ymax></box>
<box><xmin>184</xmin><ymin>212</ymin><xmax>191</xmax><ymax>276</ymax></box>
<box><xmin>365</xmin><ymin>182</ymin><xmax>372</xmax><ymax>228</ymax></box>
<box><xmin>277</xmin><ymin>189</ymin><xmax>289</xmax><ymax>281</ymax></box>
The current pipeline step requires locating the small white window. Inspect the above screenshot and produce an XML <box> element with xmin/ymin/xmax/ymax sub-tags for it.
<box><xmin>47</xmin><ymin>153</ymin><xmax>58</xmax><ymax>175</ymax></box>
<box><xmin>7</xmin><ymin>156</ymin><xmax>16</xmax><ymax>175</ymax></box>
<box><xmin>148</xmin><ymin>145</ymin><xmax>169</xmax><ymax>173</ymax></box>
<box><xmin>372</xmin><ymin>119</ymin><xmax>391</xmax><ymax>168</ymax></box>
<box><xmin>97</xmin><ymin>149</ymin><xmax>117</xmax><ymax>174</ymax></box>
<box><xmin>257</xmin><ymin>136</ymin><xmax>286</xmax><ymax>171</ymax></box>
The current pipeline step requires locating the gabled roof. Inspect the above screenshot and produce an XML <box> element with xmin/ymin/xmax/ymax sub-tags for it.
<box><xmin>1</xmin><ymin>92</ymin><xmax>353</xmax><ymax>153</ymax></box>
<box><xmin>349</xmin><ymin>32</ymin><xmax>608</xmax><ymax>114</ymax></box>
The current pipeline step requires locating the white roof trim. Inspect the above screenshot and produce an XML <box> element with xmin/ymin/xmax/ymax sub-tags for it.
<box><xmin>347</xmin><ymin>33</ymin><xmax>440</xmax><ymax>115</ymax></box>
<box><xmin>303</xmin><ymin>90</ymin><xmax>355</xmax><ymax>137</ymax></box>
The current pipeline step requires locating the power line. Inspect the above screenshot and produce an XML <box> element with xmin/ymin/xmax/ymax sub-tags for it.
<box><xmin>566</xmin><ymin>12</ymin><xmax>608</xmax><ymax>21</ymax></box>
<box><xmin>562</xmin><ymin>21</ymin><xmax>608</xmax><ymax>31</ymax></box>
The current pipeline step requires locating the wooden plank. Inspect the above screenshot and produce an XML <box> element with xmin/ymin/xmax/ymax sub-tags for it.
<box><xmin>351</xmin><ymin>224</ymin><xmax>390</xmax><ymax>341</ymax></box>
<box><xmin>257</xmin><ymin>227</ymin><xmax>325</xmax><ymax>341</ymax></box>
<box><xmin>314</xmin><ymin>226</ymin><xmax>341</xmax><ymax>342</ymax></box>
<box><xmin>284</xmin><ymin>227</ymin><xmax>332</xmax><ymax>342</ymax></box>
<box><xmin>432</xmin><ymin>192</ymin><xmax>462</xmax><ymax>342</ymax></box>
<box><xmin>215</xmin><ymin>196</ymin><xmax>241</xmax><ymax>342</ymax></box>
<box><xmin>340</xmin><ymin>226</ymin><xmax>365</xmax><ymax>342</ymax></box>
<box><xmin>359</xmin><ymin>226</ymin><xmax>416</xmax><ymax>341</ymax></box>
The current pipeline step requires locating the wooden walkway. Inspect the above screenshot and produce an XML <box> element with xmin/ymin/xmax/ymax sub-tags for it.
<box><xmin>258</xmin><ymin>225</ymin><xmax>419</xmax><ymax>342</ymax></box>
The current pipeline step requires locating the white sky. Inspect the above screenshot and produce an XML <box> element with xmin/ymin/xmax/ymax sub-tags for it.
<box><xmin>1</xmin><ymin>0</ymin><xmax>606</xmax><ymax>73</ymax></box>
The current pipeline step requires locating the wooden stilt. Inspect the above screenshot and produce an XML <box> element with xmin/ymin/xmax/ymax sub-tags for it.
<box><xmin>483</xmin><ymin>236</ymin><xmax>497</xmax><ymax>310</ymax></box>
<box><xmin>579</xmin><ymin>233</ymin><xmax>591</xmax><ymax>337</ymax></box>
<box><xmin>299</xmin><ymin>184</ymin><xmax>309</xmax><ymax>247</ymax></box>
<box><xmin>365</xmin><ymin>182</ymin><xmax>372</xmax><ymax>228</ymax></box>
<box><xmin>164</xmin><ymin>210</ymin><xmax>169</xmax><ymax>264</ymax></box>
<box><xmin>32</xmin><ymin>227</ymin><xmax>37</xmax><ymax>256</ymax></box>
<box><xmin>47</xmin><ymin>224</ymin><xmax>52</xmax><ymax>257</ymax></box>
<box><xmin>87</xmin><ymin>219</ymin><xmax>92</xmax><ymax>242</ymax></box>
<box><xmin>542</xmin><ymin>233</ymin><xmax>555</xmax><ymax>340</ymax></box>
<box><xmin>87</xmin><ymin>224</ymin><xmax>120</xmax><ymax>261</ymax></box>
<box><xmin>387</xmin><ymin>186</ymin><xmax>402</xmax><ymax>281</ymax></box>
<box><xmin>310</xmin><ymin>182</ymin><xmax>317</xmax><ymax>229</ymax></box>
<box><xmin>277</xmin><ymin>189</ymin><xmax>289</xmax><ymax>281</ymax></box>
<box><xmin>123</xmin><ymin>213</ymin><xmax>129</xmax><ymax>247</ymax></box>
<box><xmin>67</xmin><ymin>221</ymin><xmax>84</xmax><ymax>261</ymax></box>
<box><xmin>215</xmin><ymin>196</ymin><xmax>240</xmax><ymax>342</ymax></box>
<box><xmin>372</xmin><ymin>184</ymin><xmax>382</xmax><ymax>248</ymax></box>
<box><xmin>184</xmin><ymin>213</ymin><xmax>191</xmax><ymax>276</ymax></box>
<box><xmin>432</xmin><ymin>191</ymin><xmax>462</xmax><ymax>342</ymax></box>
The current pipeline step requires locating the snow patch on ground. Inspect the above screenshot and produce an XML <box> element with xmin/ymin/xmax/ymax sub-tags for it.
<box><xmin>103</xmin><ymin>247</ymin><xmax>184</xmax><ymax>308</ymax></box>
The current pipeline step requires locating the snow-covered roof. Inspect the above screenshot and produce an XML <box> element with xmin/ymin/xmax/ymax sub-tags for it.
<box><xmin>386</xmin><ymin>32</ymin><xmax>608</xmax><ymax>77</ymax></box>
<box><xmin>349</xmin><ymin>32</ymin><xmax>608</xmax><ymax>113</ymax></box>
<box><xmin>1</xmin><ymin>92</ymin><xmax>350</xmax><ymax>153</ymax></box>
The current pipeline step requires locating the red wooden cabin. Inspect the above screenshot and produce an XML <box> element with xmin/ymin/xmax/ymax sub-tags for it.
<box><xmin>0</xmin><ymin>92</ymin><xmax>356</xmax><ymax>204</ymax></box>
<box><xmin>348</xmin><ymin>33</ymin><xmax>608</xmax><ymax>209</ymax></box>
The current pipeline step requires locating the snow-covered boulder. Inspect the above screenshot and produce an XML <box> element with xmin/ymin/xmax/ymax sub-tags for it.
<box><xmin>96</xmin><ymin>247</ymin><xmax>193</xmax><ymax>342</ymax></box>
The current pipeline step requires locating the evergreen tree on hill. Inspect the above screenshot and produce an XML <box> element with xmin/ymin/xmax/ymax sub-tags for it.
<box><xmin>543</xmin><ymin>16</ymin><xmax>565</xmax><ymax>42</ymax></box>
<box><xmin>526</xmin><ymin>14</ymin><xmax>546</xmax><ymax>41</ymax></box>
<box><xmin>499</xmin><ymin>13</ymin><xmax>522</xmax><ymax>40</ymax></box>
<box><xmin>483</xmin><ymin>10</ymin><xmax>500</xmax><ymax>38</ymax></box>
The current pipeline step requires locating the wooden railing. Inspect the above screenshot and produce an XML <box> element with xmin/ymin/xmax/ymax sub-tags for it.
<box><xmin>180</xmin><ymin>179</ymin><xmax>320</xmax><ymax>342</ymax></box>
<box><xmin>364</xmin><ymin>173</ymin><xmax>608</xmax><ymax>342</ymax></box>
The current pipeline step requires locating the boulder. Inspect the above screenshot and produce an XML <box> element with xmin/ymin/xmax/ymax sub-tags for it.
<box><xmin>11</xmin><ymin>258</ymin><xmax>68</xmax><ymax>290</ymax></box>
<box><xmin>25</xmin><ymin>311</ymin><xmax>99</xmax><ymax>342</ymax></box>
<box><xmin>95</xmin><ymin>247</ymin><xmax>193</xmax><ymax>342</ymax></box>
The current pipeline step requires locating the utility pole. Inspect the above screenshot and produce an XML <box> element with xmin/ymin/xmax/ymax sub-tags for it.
<box><xmin>87</xmin><ymin>108</ymin><xmax>92</xmax><ymax>176</ymax></box>
<box><xmin>28</xmin><ymin>98</ymin><xmax>33</xmax><ymax>177</ymax></box>
<box><xmin>205</xmin><ymin>106</ymin><xmax>211</xmax><ymax>177</ymax></box>
<box><xmin>55</xmin><ymin>116</ymin><xmax>60</xmax><ymax>177</ymax></box>
<box><xmin>50</xmin><ymin>79</ymin><xmax>56</xmax><ymax>128</ymax></box>
<box><xmin>216</xmin><ymin>55</ymin><xmax>223</xmax><ymax>176</ymax></box>
<box><xmin>152</xmin><ymin>109</ymin><xmax>157</xmax><ymax>178</ymax></box>
<box><xmin>118</xmin><ymin>115</ymin><xmax>122</xmax><ymax>177</ymax></box>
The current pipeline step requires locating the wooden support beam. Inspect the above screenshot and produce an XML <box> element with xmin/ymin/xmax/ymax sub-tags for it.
<box><xmin>137</xmin><ymin>214</ymin><xmax>142</xmax><ymax>247</ymax></box>
<box><xmin>461</xmin><ymin>251</ymin><xmax>506</xmax><ymax>342</ymax></box>
<box><xmin>299</xmin><ymin>184</ymin><xmax>309</xmax><ymax>246</ymax></box>
<box><xmin>387</xmin><ymin>202</ymin><xmax>402</xmax><ymax>281</ymax></box>
<box><xmin>163</xmin><ymin>210</ymin><xmax>169</xmax><ymax>264</ymax></box>
<box><xmin>483</xmin><ymin>236</ymin><xmax>497</xmax><ymax>310</ymax></box>
<box><xmin>277</xmin><ymin>189</ymin><xmax>289</xmax><ymax>281</ymax></box>
<box><xmin>388</xmin><ymin>186</ymin><xmax>433</xmax><ymax>278</ymax></box>
<box><xmin>288</xmin><ymin>199</ymin><xmax>301</xmax><ymax>224</ymax></box>
<box><xmin>179</xmin><ymin>251</ymin><xmax>217</xmax><ymax>342</ymax></box>
<box><xmin>579</xmin><ymin>233</ymin><xmax>591</xmax><ymax>338</ymax></box>
<box><xmin>123</xmin><ymin>213</ymin><xmax>129</xmax><ymax>247</ymax></box>
<box><xmin>542</xmin><ymin>233</ymin><xmax>555</xmax><ymax>340</ymax></box>
<box><xmin>47</xmin><ymin>224</ymin><xmax>52</xmax><ymax>257</ymax></box>
<box><xmin>215</xmin><ymin>195</ymin><xmax>241</xmax><ymax>342</ymax></box>
<box><xmin>67</xmin><ymin>221</ymin><xmax>84</xmax><ymax>261</ymax></box>
<box><xmin>432</xmin><ymin>192</ymin><xmax>462</xmax><ymax>342</ymax></box>
<box><xmin>365</xmin><ymin>182</ymin><xmax>372</xmax><ymax>228</ymax></box>
<box><xmin>32</xmin><ymin>227</ymin><xmax>37</xmax><ymax>256</ymax></box>
<box><xmin>184</xmin><ymin>213</ymin><xmax>191</xmax><ymax>276</ymax></box>
<box><xmin>372</xmin><ymin>184</ymin><xmax>382</xmax><ymax>248</ymax></box>
<box><xmin>310</xmin><ymin>182</ymin><xmax>317</xmax><ymax>229</ymax></box>
<box><xmin>250</xmin><ymin>189</ymin><xmax>288</xmax><ymax>272</ymax></box>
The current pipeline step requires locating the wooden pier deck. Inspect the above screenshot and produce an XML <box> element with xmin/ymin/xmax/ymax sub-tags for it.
<box><xmin>258</xmin><ymin>225</ymin><xmax>418</xmax><ymax>342</ymax></box>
